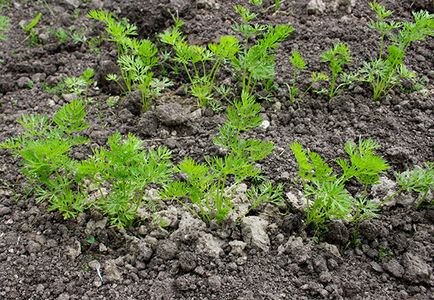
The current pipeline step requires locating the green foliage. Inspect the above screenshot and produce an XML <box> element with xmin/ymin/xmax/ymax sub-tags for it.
<box><xmin>320</xmin><ymin>42</ymin><xmax>352</xmax><ymax>100</ymax></box>
<box><xmin>163</xmin><ymin>92</ymin><xmax>277</xmax><ymax>223</ymax></box>
<box><xmin>63</xmin><ymin>68</ymin><xmax>95</xmax><ymax>99</ymax></box>
<box><xmin>53</xmin><ymin>27</ymin><xmax>69</xmax><ymax>44</ymax></box>
<box><xmin>82</xmin><ymin>133</ymin><xmax>172</xmax><ymax>228</ymax></box>
<box><xmin>0</xmin><ymin>101</ymin><xmax>173</xmax><ymax>228</ymax></box>
<box><xmin>88</xmin><ymin>10</ymin><xmax>169</xmax><ymax>110</ymax></box>
<box><xmin>21</xmin><ymin>12</ymin><xmax>42</xmax><ymax>34</ymax></box>
<box><xmin>160</xmin><ymin>17</ymin><xmax>239</xmax><ymax>108</ymax></box>
<box><xmin>337</xmin><ymin>139</ymin><xmax>390</xmax><ymax>186</ymax></box>
<box><xmin>358</xmin><ymin>2</ymin><xmax>434</xmax><ymax>100</ymax></box>
<box><xmin>0</xmin><ymin>15</ymin><xmax>9</xmax><ymax>41</ymax></box>
<box><xmin>396</xmin><ymin>162</ymin><xmax>434</xmax><ymax>207</ymax></box>
<box><xmin>290</xmin><ymin>139</ymin><xmax>389</xmax><ymax>236</ymax></box>
<box><xmin>287</xmin><ymin>50</ymin><xmax>307</xmax><ymax>104</ymax></box>
<box><xmin>0</xmin><ymin>100</ymin><xmax>89</xmax><ymax>219</ymax></box>
<box><xmin>21</xmin><ymin>12</ymin><xmax>42</xmax><ymax>46</ymax></box>
<box><xmin>232</xmin><ymin>17</ymin><xmax>294</xmax><ymax>95</ymax></box>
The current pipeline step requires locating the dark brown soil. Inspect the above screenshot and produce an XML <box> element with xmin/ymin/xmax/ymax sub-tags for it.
<box><xmin>0</xmin><ymin>0</ymin><xmax>433</xmax><ymax>299</ymax></box>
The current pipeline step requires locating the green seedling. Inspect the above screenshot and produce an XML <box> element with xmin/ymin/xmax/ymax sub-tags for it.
<box><xmin>290</xmin><ymin>139</ymin><xmax>389</xmax><ymax>238</ymax></box>
<box><xmin>0</xmin><ymin>0</ymin><xmax>11</xmax><ymax>12</ymax></box>
<box><xmin>160</xmin><ymin>16</ymin><xmax>239</xmax><ymax>108</ymax></box>
<box><xmin>21</xmin><ymin>12</ymin><xmax>42</xmax><ymax>46</ymax></box>
<box><xmin>53</xmin><ymin>27</ymin><xmax>69</xmax><ymax>44</ymax></box>
<box><xmin>64</xmin><ymin>68</ymin><xmax>95</xmax><ymax>99</ymax></box>
<box><xmin>395</xmin><ymin>162</ymin><xmax>433</xmax><ymax>208</ymax></box>
<box><xmin>163</xmin><ymin>92</ymin><xmax>278</xmax><ymax>223</ymax></box>
<box><xmin>358</xmin><ymin>2</ymin><xmax>434</xmax><ymax>100</ymax></box>
<box><xmin>320</xmin><ymin>42</ymin><xmax>352</xmax><ymax>100</ymax></box>
<box><xmin>1</xmin><ymin>100</ymin><xmax>173</xmax><ymax>228</ymax></box>
<box><xmin>80</xmin><ymin>133</ymin><xmax>172</xmax><ymax>228</ymax></box>
<box><xmin>0</xmin><ymin>100</ymin><xmax>90</xmax><ymax>219</ymax></box>
<box><xmin>287</xmin><ymin>50</ymin><xmax>307</xmax><ymax>104</ymax></box>
<box><xmin>88</xmin><ymin>10</ymin><xmax>170</xmax><ymax>111</ymax></box>
<box><xmin>232</xmin><ymin>3</ymin><xmax>293</xmax><ymax>95</ymax></box>
<box><xmin>0</xmin><ymin>15</ymin><xmax>9</xmax><ymax>41</ymax></box>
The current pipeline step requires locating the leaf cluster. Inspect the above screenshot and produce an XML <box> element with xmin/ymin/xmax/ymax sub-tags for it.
<box><xmin>21</xmin><ymin>12</ymin><xmax>42</xmax><ymax>46</ymax></box>
<box><xmin>396</xmin><ymin>162</ymin><xmax>433</xmax><ymax>208</ymax></box>
<box><xmin>290</xmin><ymin>139</ymin><xmax>389</xmax><ymax>236</ymax></box>
<box><xmin>163</xmin><ymin>92</ymin><xmax>280</xmax><ymax>223</ymax></box>
<box><xmin>357</xmin><ymin>2</ymin><xmax>434</xmax><ymax>100</ymax></box>
<box><xmin>160</xmin><ymin>17</ymin><xmax>239</xmax><ymax>108</ymax></box>
<box><xmin>0</xmin><ymin>15</ymin><xmax>9</xmax><ymax>41</ymax></box>
<box><xmin>0</xmin><ymin>100</ymin><xmax>89</xmax><ymax>219</ymax></box>
<box><xmin>320</xmin><ymin>42</ymin><xmax>352</xmax><ymax>100</ymax></box>
<box><xmin>88</xmin><ymin>10</ymin><xmax>169</xmax><ymax>110</ymax></box>
<box><xmin>1</xmin><ymin>101</ymin><xmax>173</xmax><ymax>228</ymax></box>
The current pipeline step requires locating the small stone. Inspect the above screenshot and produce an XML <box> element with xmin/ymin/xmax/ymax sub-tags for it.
<box><xmin>229</xmin><ymin>240</ymin><xmax>247</xmax><ymax>257</ymax></box>
<box><xmin>98</xmin><ymin>243</ymin><xmax>107</xmax><ymax>252</ymax></box>
<box><xmin>66</xmin><ymin>241</ymin><xmax>81</xmax><ymax>260</ymax></box>
<box><xmin>57</xmin><ymin>293</ymin><xmax>70</xmax><ymax>300</ymax></box>
<box><xmin>0</xmin><ymin>206</ymin><xmax>11</xmax><ymax>217</ymax></box>
<box><xmin>241</xmin><ymin>216</ymin><xmax>270</xmax><ymax>252</ymax></box>
<box><xmin>259</xmin><ymin>120</ymin><xmax>270</xmax><ymax>130</ymax></box>
<box><xmin>104</xmin><ymin>259</ymin><xmax>122</xmax><ymax>282</ymax></box>
<box><xmin>371</xmin><ymin>261</ymin><xmax>384</xmax><ymax>273</ymax></box>
<box><xmin>156</xmin><ymin>240</ymin><xmax>178</xmax><ymax>260</ymax></box>
<box><xmin>402</xmin><ymin>252</ymin><xmax>432</xmax><ymax>284</ymax></box>
<box><xmin>178</xmin><ymin>252</ymin><xmax>197</xmax><ymax>272</ymax></box>
<box><xmin>307</xmin><ymin>0</ymin><xmax>326</xmax><ymax>14</ymax></box>
<box><xmin>208</xmin><ymin>275</ymin><xmax>222</xmax><ymax>291</ymax></box>
<box><xmin>17</xmin><ymin>77</ymin><xmax>31</xmax><ymax>88</ymax></box>
<box><xmin>63</xmin><ymin>0</ymin><xmax>80</xmax><ymax>8</ymax></box>
<box><xmin>383</xmin><ymin>259</ymin><xmax>404</xmax><ymax>278</ymax></box>
<box><xmin>26</xmin><ymin>240</ymin><xmax>42</xmax><ymax>254</ymax></box>
<box><xmin>62</xmin><ymin>93</ymin><xmax>79</xmax><ymax>103</ymax></box>
<box><xmin>196</xmin><ymin>233</ymin><xmax>224</xmax><ymax>258</ymax></box>
<box><xmin>286</xmin><ymin>191</ymin><xmax>307</xmax><ymax>211</ymax></box>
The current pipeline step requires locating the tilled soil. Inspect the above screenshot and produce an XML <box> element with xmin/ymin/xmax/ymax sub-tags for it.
<box><xmin>0</xmin><ymin>0</ymin><xmax>433</xmax><ymax>299</ymax></box>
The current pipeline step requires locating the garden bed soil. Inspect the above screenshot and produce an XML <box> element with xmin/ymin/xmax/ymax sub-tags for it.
<box><xmin>0</xmin><ymin>0</ymin><xmax>433</xmax><ymax>299</ymax></box>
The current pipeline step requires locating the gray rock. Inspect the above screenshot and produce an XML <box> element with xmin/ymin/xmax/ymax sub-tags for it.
<box><xmin>156</xmin><ymin>240</ymin><xmax>178</xmax><ymax>260</ymax></box>
<box><xmin>62</xmin><ymin>93</ymin><xmax>79</xmax><ymax>103</ymax></box>
<box><xmin>402</xmin><ymin>252</ymin><xmax>432</xmax><ymax>284</ymax></box>
<box><xmin>65</xmin><ymin>240</ymin><xmax>81</xmax><ymax>260</ymax></box>
<box><xmin>241</xmin><ymin>216</ymin><xmax>270</xmax><ymax>252</ymax></box>
<box><xmin>179</xmin><ymin>252</ymin><xmax>197</xmax><ymax>272</ymax></box>
<box><xmin>56</xmin><ymin>293</ymin><xmax>70</xmax><ymax>300</ymax></box>
<box><xmin>383</xmin><ymin>259</ymin><xmax>404</xmax><ymax>278</ymax></box>
<box><xmin>197</xmin><ymin>0</ymin><xmax>220</xmax><ymax>9</ymax></box>
<box><xmin>63</xmin><ymin>0</ymin><xmax>80</xmax><ymax>8</ymax></box>
<box><xmin>208</xmin><ymin>275</ymin><xmax>222</xmax><ymax>291</ymax></box>
<box><xmin>104</xmin><ymin>259</ymin><xmax>122</xmax><ymax>282</ymax></box>
<box><xmin>286</xmin><ymin>191</ymin><xmax>307</xmax><ymax>211</ymax></box>
<box><xmin>278</xmin><ymin>236</ymin><xmax>310</xmax><ymax>264</ymax></box>
<box><xmin>17</xmin><ymin>77</ymin><xmax>31</xmax><ymax>89</ymax></box>
<box><xmin>196</xmin><ymin>233</ymin><xmax>224</xmax><ymax>258</ymax></box>
<box><xmin>229</xmin><ymin>240</ymin><xmax>247</xmax><ymax>257</ymax></box>
<box><xmin>0</xmin><ymin>206</ymin><xmax>11</xmax><ymax>216</ymax></box>
<box><xmin>371</xmin><ymin>261</ymin><xmax>384</xmax><ymax>273</ymax></box>
<box><xmin>154</xmin><ymin>102</ymin><xmax>190</xmax><ymax>126</ymax></box>
<box><xmin>371</xmin><ymin>176</ymin><xmax>397</xmax><ymax>206</ymax></box>
<box><xmin>26</xmin><ymin>240</ymin><xmax>42</xmax><ymax>254</ymax></box>
<box><xmin>307</xmin><ymin>0</ymin><xmax>326</xmax><ymax>14</ymax></box>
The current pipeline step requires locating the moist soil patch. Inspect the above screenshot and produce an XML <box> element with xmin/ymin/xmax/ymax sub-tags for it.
<box><xmin>0</xmin><ymin>0</ymin><xmax>433</xmax><ymax>299</ymax></box>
